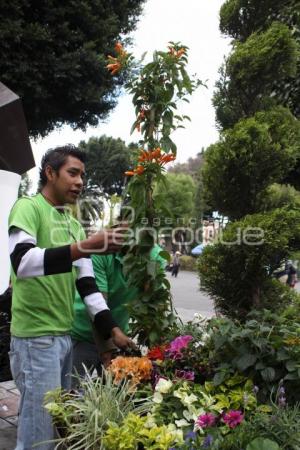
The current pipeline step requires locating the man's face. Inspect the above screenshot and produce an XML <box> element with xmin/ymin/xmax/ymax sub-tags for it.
<box><xmin>51</xmin><ymin>155</ymin><xmax>85</xmax><ymax>205</ymax></box>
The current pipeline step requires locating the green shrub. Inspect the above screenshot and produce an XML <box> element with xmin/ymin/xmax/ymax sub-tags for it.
<box><xmin>205</xmin><ymin>311</ymin><xmax>300</xmax><ymax>404</ymax></box>
<box><xmin>179</xmin><ymin>255</ymin><xmax>197</xmax><ymax>271</ymax></box>
<box><xmin>220</xmin><ymin>402</ymin><xmax>300</xmax><ymax>450</ymax></box>
<box><xmin>198</xmin><ymin>207</ymin><xmax>300</xmax><ymax>319</ymax></box>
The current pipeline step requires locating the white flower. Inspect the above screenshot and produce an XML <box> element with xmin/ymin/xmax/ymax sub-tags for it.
<box><xmin>183</xmin><ymin>409</ymin><xmax>194</xmax><ymax>421</ymax></box>
<box><xmin>175</xmin><ymin>418</ymin><xmax>190</xmax><ymax>428</ymax></box>
<box><xmin>167</xmin><ymin>425</ymin><xmax>184</xmax><ymax>443</ymax></box>
<box><xmin>144</xmin><ymin>413</ymin><xmax>157</xmax><ymax>428</ymax></box>
<box><xmin>153</xmin><ymin>391</ymin><xmax>163</xmax><ymax>403</ymax></box>
<box><xmin>155</xmin><ymin>378</ymin><xmax>173</xmax><ymax>394</ymax></box>
<box><xmin>182</xmin><ymin>393</ymin><xmax>198</xmax><ymax>407</ymax></box>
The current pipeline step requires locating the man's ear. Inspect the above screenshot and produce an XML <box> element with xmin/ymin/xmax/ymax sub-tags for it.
<box><xmin>45</xmin><ymin>165</ymin><xmax>56</xmax><ymax>182</ymax></box>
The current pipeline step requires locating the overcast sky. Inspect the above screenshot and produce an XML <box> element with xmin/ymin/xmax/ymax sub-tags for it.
<box><xmin>29</xmin><ymin>0</ymin><xmax>230</xmax><ymax>188</ymax></box>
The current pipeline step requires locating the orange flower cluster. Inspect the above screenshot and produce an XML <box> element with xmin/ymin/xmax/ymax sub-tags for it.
<box><xmin>125</xmin><ymin>165</ymin><xmax>145</xmax><ymax>176</ymax></box>
<box><xmin>168</xmin><ymin>46</ymin><xmax>186</xmax><ymax>59</ymax></box>
<box><xmin>136</xmin><ymin>108</ymin><xmax>148</xmax><ymax>132</ymax></box>
<box><xmin>106</xmin><ymin>42</ymin><xmax>127</xmax><ymax>75</ymax></box>
<box><xmin>108</xmin><ymin>356</ymin><xmax>152</xmax><ymax>385</ymax></box>
<box><xmin>125</xmin><ymin>148</ymin><xmax>176</xmax><ymax>176</ymax></box>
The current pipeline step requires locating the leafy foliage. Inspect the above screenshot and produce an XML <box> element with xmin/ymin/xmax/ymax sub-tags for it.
<box><xmin>213</xmin><ymin>22</ymin><xmax>299</xmax><ymax>130</ymax></box>
<box><xmin>80</xmin><ymin>135</ymin><xmax>131</xmax><ymax>198</ymax></box>
<box><xmin>203</xmin><ymin>311</ymin><xmax>300</xmax><ymax>403</ymax></box>
<box><xmin>218</xmin><ymin>0</ymin><xmax>300</xmax><ymax>121</ymax></box>
<box><xmin>260</xmin><ymin>183</ymin><xmax>300</xmax><ymax>211</ymax></box>
<box><xmin>154</xmin><ymin>173</ymin><xmax>197</xmax><ymax>227</ymax></box>
<box><xmin>201</xmin><ymin>1</ymin><xmax>300</xmax><ymax>319</ymax></box>
<box><xmin>219</xmin><ymin>0</ymin><xmax>297</xmax><ymax>41</ymax></box>
<box><xmin>18</xmin><ymin>172</ymin><xmax>32</xmax><ymax>197</ymax></box>
<box><xmin>202</xmin><ymin>107</ymin><xmax>300</xmax><ymax>219</ymax></box>
<box><xmin>219</xmin><ymin>402</ymin><xmax>300</xmax><ymax>450</ymax></box>
<box><xmin>0</xmin><ymin>0</ymin><xmax>145</xmax><ymax>137</ymax></box>
<box><xmin>109</xmin><ymin>42</ymin><xmax>203</xmax><ymax>346</ymax></box>
<box><xmin>198</xmin><ymin>208</ymin><xmax>300</xmax><ymax>315</ymax></box>
<box><xmin>44</xmin><ymin>370</ymin><xmax>151</xmax><ymax>450</ymax></box>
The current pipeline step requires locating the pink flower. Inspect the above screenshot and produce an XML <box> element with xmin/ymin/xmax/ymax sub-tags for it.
<box><xmin>223</xmin><ymin>410</ymin><xmax>244</xmax><ymax>428</ymax></box>
<box><xmin>175</xmin><ymin>369</ymin><xmax>195</xmax><ymax>381</ymax></box>
<box><xmin>196</xmin><ymin>413</ymin><xmax>216</xmax><ymax>428</ymax></box>
<box><xmin>168</xmin><ymin>335</ymin><xmax>193</xmax><ymax>354</ymax></box>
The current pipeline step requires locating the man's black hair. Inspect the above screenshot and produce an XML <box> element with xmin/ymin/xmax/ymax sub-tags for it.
<box><xmin>39</xmin><ymin>145</ymin><xmax>86</xmax><ymax>188</ymax></box>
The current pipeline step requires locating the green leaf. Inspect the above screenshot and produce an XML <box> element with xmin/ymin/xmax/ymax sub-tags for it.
<box><xmin>261</xmin><ymin>367</ymin><xmax>276</xmax><ymax>382</ymax></box>
<box><xmin>236</xmin><ymin>354</ymin><xmax>257</xmax><ymax>371</ymax></box>
<box><xmin>285</xmin><ymin>360</ymin><xmax>297</xmax><ymax>371</ymax></box>
<box><xmin>246</xmin><ymin>438</ymin><xmax>280</xmax><ymax>450</ymax></box>
<box><xmin>213</xmin><ymin>371</ymin><xmax>226</xmax><ymax>386</ymax></box>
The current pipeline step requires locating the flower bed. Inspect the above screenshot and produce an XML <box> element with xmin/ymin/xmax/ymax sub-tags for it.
<box><xmin>46</xmin><ymin>312</ymin><xmax>300</xmax><ymax>450</ymax></box>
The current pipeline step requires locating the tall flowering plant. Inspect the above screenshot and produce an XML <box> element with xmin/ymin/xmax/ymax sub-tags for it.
<box><xmin>106</xmin><ymin>42</ymin><xmax>203</xmax><ymax>346</ymax></box>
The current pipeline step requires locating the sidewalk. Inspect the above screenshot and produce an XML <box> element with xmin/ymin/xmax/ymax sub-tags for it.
<box><xmin>0</xmin><ymin>380</ymin><xmax>18</xmax><ymax>450</ymax></box>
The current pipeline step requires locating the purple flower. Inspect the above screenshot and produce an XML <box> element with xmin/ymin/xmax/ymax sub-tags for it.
<box><xmin>223</xmin><ymin>410</ymin><xmax>244</xmax><ymax>428</ymax></box>
<box><xmin>185</xmin><ymin>431</ymin><xmax>196</xmax><ymax>442</ymax></box>
<box><xmin>278</xmin><ymin>384</ymin><xmax>286</xmax><ymax>407</ymax></box>
<box><xmin>196</xmin><ymin>413</ymin><xmax>216</xmax><ymax>428</ymax></box>
<box><xmin>168</xmin><ymin>335</ymin><xmax>193</xmax><ymax>354</ymax></box>
<box><xmin>175</xmin><ymin>369</ymin><xmax>195</xmax><ymax>381</ymax></box>
<box><xmin>279</xmin><ymin>386</ymin><xmax>285</xmax><ymax>395</ymax></box>
<box><xmin>278</xmin><ymin>395</ymin><xmax>286</xmax><ymax>407</ymax></box>
<box><xmin>253</xmin><ymin>385</ymin><xmax>259</xmax><ymax>395</ymax></box>
<box><xmin>203</xmin><ymin>434</ymin><xmax>213</xmax><ymax>448</ymax></box>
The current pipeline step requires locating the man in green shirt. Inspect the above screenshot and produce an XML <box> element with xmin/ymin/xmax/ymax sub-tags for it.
<box><xmin>8</xmin><ymin>145</ymin><xmax>134</xmax><ymax>450</ymax></box>
<box><xmin>71</xmin><ymin>245</ymin><xmax>166</xmax><ymax>377</ymax></box>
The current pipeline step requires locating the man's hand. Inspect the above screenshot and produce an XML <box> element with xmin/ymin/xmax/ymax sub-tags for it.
<box><xmin>71</xmin><ymin>225</ymin><xmax>129</xmax><ymax>259</ymax></box>
<box><xmin>100</xmin><ymin>351</ymin><xmax>113</xmax><ymax>368</ymax></box>
<box><xmin>88</xmin><ymin>227</ymin><xmax>127</xmax><ymax>253</ymax></box>
<box><xmin>111</xmin><ymin>327</ymin><xmax>137</xmax><ymax>350</ymax></box>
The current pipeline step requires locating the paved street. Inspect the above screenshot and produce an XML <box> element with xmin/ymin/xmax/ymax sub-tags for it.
<box><xmin>0</xmin><ymin>271</ymin><xmax>214</xmax><ymax>450</ymax></box>
<box><xmin>167</xmin><ymin>270</ymin><xmax>215</xmax><ymax>321</ymax></box>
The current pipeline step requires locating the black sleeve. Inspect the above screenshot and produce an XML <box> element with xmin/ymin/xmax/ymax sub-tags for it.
<box><xmin>94</xmin><ymin>310</ymin><xmax>118</xmax><ymax>340</ymax></box>
<box><xmin>10</xmin><ymin>243</ymin><xmax>35</xmax><ymax>274</ymax></box>
<box><xmin>44</xmin><ymin>245</ymin><xmax>72</xmax><ymax>275</ymax></box>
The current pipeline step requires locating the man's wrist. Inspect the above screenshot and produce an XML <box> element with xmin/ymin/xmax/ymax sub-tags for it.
<box><xmin>111</xmin><ymin>326</ymin><xmax>122</xmax><ymax>337</ymax></box>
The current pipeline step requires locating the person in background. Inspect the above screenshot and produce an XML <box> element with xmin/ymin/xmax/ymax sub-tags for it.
<box><xmin>71</xmin><ymin>244</ymin><xmax>166</xmax><ymax>381</ymax></box>
<box><xmin>8</xmin><ymin>145</ymin><xmax>134</xmax><ymax>450</ymax></box>
<box><xmin>286</xmin><ymin>260</ymin><xmax>297</xmax><ymax>288</ymax></box>
<box><xmin>171</xmin><ymin>251</ymin><xmax>181</xmax><ymax>278</ymax></box>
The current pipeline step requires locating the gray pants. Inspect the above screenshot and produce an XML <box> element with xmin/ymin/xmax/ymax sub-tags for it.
<box><xmin>71</xmin><ymin>340</ymin><xmax>102</xmax><ymax>388</ymax></box>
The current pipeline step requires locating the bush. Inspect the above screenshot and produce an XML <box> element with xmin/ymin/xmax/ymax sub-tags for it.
<box><xmin>198</xmin><ymin>207</ymin><xmax>300</xmax><ymax>319</ymax></box>
<box><xmin>205</xmin><ymin>311</ymin><xmax>300</xmax><ymax>404</ymax></box>
<box><xmin>179</xmin><ymin>255</ymin><xmax>197</xmax><ymax>272</ymax></box>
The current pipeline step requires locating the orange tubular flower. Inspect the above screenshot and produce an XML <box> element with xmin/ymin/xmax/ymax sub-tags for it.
<box><xmin>176</xmin><ymin>48</ymin><xmax>186</xmax><ymax>58</ymax></box>
<box><xmin>125</xmin><ymin>170</ymin><xmax>135</xmax><ymax>176</ymax></box>
<box><xmin>159</xmin><ymin>153</ymin><xmax>176</xmax><ymax>166</ymax></box>
<box><xmin>151</xmin><ymin>148</ymin><xmax>161</xmax><ymax>159</ymax></box>
<box><xmin>135</xmin><ymin>165</ymin><xmax>145</xmax><ymax>175</ymax></box>
<box><xmin>106</xmin><ymin>61</ymin><xmax>121</xmax><ymax>75</ymax></box>
<box><xmin>114</xmin><ymin>42</ymin><xmax>124</xmax><ymax>54</ymax></box>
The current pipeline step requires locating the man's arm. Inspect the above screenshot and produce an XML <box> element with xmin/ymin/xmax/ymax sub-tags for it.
<box><xmin>75</xmin><ymin>256</ymin><xmax>135</xmax><ymax>348</ymax></box>
<box><xmin>9</xmin><ymin>227</ymin><xmax>126</xmax><ymax>279</ymax></box>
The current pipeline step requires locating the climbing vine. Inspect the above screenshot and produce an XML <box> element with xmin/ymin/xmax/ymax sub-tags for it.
<box><xmin>107</xmin><ymin>42</ymin><xmax>203</xmax><ymax>345</ymax></box>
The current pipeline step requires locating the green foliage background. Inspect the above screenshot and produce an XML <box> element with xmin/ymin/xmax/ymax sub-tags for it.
<box><xmin>0</xmin><ymin>0</ymin><xmax>145</xmax><ymax>137</ymax></box>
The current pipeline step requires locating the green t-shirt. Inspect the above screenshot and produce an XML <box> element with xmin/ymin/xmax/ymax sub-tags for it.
<box><xmin>71</xmin><ymin>245</ymin><xmax>166</xmax><ymax>343</ymax></box>
<box><xmin>9</xmin><ymin>193</ymin><xmax>84</xmax><ymax>337</ymax></box>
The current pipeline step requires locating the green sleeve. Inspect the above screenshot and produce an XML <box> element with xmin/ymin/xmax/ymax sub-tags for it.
<box><xmin>150</xmin><ymin>245</ymin><xmax>167</xmax><ymax>270</ymax></box>
<box><xmin>91</xmin><ymin>255</ymin><xmax>109</xmax><ymax>293</ymax></box>
<box><xmin>8</xmin><ymin>197</ymin><xmax>40</xmax><ymax>237</ymax></box>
